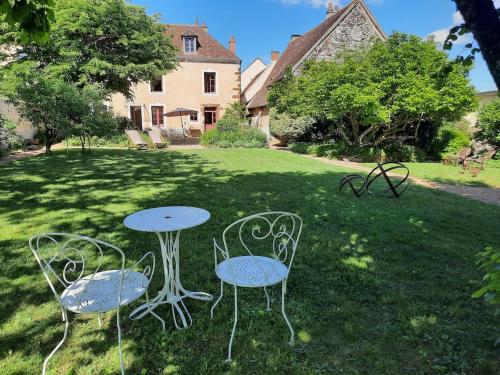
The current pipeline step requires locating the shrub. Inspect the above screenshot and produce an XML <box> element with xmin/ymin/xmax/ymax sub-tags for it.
<box><xmin>431</xmin><ymin>124</ymin><xmax>471</xmax><ymax>159</ymax></box>
<box><xmin>216</xmin><ymin>117</ymin><xmax>242</xmax><ymax>132</ymax></box>
<box><xmin>270</xmin><ymin>110</ymin><xmax>315</xmax><ymax>146</ymax></box>
<box><xmin>383</xmin><ymin>144</ymin><xmax>428</xmax><ymax>162</ymax></box>
<box><xmin>289</xmin><ymin>142</ymin><xmax>311</xmax><ymax>154</ymax></box>
<box><xmin>475</xmin><ymin>99</ymin><xmax>500</xmax><ymax>150</ymax></box>
<box><xmin>201</xmin><ymin>126</ymin><xmax>267</xmax><ymax>148</ymax></box>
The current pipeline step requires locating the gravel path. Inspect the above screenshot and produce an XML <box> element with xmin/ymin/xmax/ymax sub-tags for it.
<box><xmin>0</xmin><ymin>148</ymin><xmax>46</xmax><ymax>166</ymax></box>
<box><xmin>302</xmin><ymin>154</ymin><xmax>500</xmax><ymax>207</ymax></box>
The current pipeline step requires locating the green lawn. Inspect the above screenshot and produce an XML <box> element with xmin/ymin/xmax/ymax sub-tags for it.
<box><xmin>362</xmin><ymin>162</ymin><xmax>500</xmax><ymax>188</ymax></box>
<box><xmin>1</xmin><ymin>149</ymin><xmax>499</xmax><ymax>374</ymax></box>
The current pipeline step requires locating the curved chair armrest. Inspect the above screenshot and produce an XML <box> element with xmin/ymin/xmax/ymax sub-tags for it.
<box><xmin>213</xmin><ymin>239</ymin><xmax>229</xmax><ymax>268</ymax></box>
<box><xmin>125</xmin><ymin>251</ymin><xmax>155</xmax><ymax>288</ymax></box>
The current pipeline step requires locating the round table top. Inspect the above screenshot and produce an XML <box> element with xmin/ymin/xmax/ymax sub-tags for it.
<box><xmin>124</xmin><ymin>207</ymin><xmax>210</xmax><ymax>232</ymax></box>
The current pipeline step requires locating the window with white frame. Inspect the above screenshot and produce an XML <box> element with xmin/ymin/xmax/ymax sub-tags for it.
<box><xmin>190</xmin><ymin>111</ymin><xmax>198</xmax><ymax>122</ymax></box>
<box><xmin>184</xmin><ymin>37</ymin><xmax>197</xmax><ymax>53</ymax></box>
<box><xmin>150</xmin><ymin>77</ymin><xmax>163</xmax><ymax>93</ymax></box>
<box><xmin>204</xmin><ymin>72</ymin><xmax>216</xmax><ymax>94</ymax></box>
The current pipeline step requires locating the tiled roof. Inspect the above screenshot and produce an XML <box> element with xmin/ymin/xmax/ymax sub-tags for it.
<box><xmin>164</xmin><ymin>24</ymin><xmax>240</xmax><ymax>64</ymax></box>
<box><xmin>248</xmin><ymin>4</ymin><xmax>351</xmax><ymax>109</ymax></box>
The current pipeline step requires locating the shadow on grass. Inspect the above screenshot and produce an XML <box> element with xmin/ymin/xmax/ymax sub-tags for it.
<box><xmin>0</xmin><ymin>149</ymin><xmax>499</xmax><ymax>374</ymax></box>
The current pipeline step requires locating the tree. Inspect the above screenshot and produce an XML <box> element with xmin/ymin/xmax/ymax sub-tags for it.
<box><xmin>475</xmin><ymin>99</ymin><xmax>500</xmax><ymax>150</ymax></box>
<box><xmin>269</xmin><ymin>33</ymin><xmax>477</xmax><ymax>148</ymax></box>
<box><xmin>0</xmin><ymin>0</ymin><xmax>54</xmax><ymax>42</ymax></box>
<box><xmin>11</xmin><ymin>74</ymin><xmax>74</xmax><ymax>153</ymax></box>
<box><xmin>447</xmin><ymin>0</ymin><xmax>500</xmax><ymax>90</ymax></box>
<box><xmin>1</xmin><ymin>0</ymin><xmax>177</xmax><ymax>97</ymax></box>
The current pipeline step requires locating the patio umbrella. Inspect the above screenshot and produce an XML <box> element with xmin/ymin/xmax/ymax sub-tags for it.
<box><xmin>164</xmin><ymin>108</ymin><xmax>197</xmax><ymax>138</ymax></box>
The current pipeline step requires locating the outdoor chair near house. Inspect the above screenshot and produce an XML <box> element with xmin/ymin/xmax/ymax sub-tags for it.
<box><xmin>166</xmin><ymin>127</ymin><xmax>186</xmax><ymax>141</ymax></box>
<box><xmin>29</xmin><ymin>233</ymin><xmax>155</xmax><ymax>375</ymax></box>
<box><xmin>125</xmin><ymin>130</ymin><xmax>148</xmax><ymax>150</ymax></box>
<box><xmin>210</xmin><ymin>212</ymin><xmax>303</xmax><ymax>361</ymax></box>
<box><xmin>442</xmin><ymin>147</ymin><xmax>472</xmax><ymax>169</ymax></box>
<box><xmin>148</xmin><ymin>128</ymin><xmax>167</xmax><ymax>149</ymax></box>
<box><xmin>467</xmin><ymin>150</ymin><xmax>496</xmax><ymax>170</ymax></box>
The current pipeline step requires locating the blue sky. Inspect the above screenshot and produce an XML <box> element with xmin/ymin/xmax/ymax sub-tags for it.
<box><xmin>131</xmin><ymin>0</ymin><xmax>497</xmax><ymax>92</ymax></box>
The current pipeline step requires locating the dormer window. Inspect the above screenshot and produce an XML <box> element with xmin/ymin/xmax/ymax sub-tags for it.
<box><xmin>184</xmin><ymin>36</ymin><xmax>197</xmax><ymax>53</ymax></box>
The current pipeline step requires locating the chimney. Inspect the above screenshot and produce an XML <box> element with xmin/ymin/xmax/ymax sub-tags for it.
<box><xmin>326</xmin><ymin>1</ymin><xmax>340</xmax><ymax>18</ymax></box>
<box><xmin>201</xmin><ymin>21</ymin><xmax>208</xmax><ymax>33</ymax></box>
<box><xmin>271</xmin><ymin>51</ymin><xmax>280</xmax><ymax>62</ymax></box>
<box><xmin>291</xmin><ymin>34</ymin><xmax>301</xmax><ymax>42</ymax></box>
<box><xmin>229</xmin><ymin>36</ymin><xmax>236</xmax><ymax>54</ymax></box>
<box><xmin>195</xmin><ymin>17</ymin><xmax>199</xmax><ymax>27</ymax></box>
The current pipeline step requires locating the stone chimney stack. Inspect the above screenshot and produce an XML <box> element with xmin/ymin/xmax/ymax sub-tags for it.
<box><xmin>271</xmin><ymin>51</ymin><xmax>280</xmax><ymax>62</ymax></box>
<box><xmin>229</xmin><ymin>36</ymin><xmax>236</xmax><ymax>54</ymax></box>
<box><xmin>326</xmin><ymin>2</ymin><xmax>335</xmax><ymax>18</ymax></box>
<box><xmin>201</xmin><ymin>21</ymin><xmax>208</xmax><ymax>33</ymax></box>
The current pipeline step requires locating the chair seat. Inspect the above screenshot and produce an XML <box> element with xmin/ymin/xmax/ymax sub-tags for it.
<box><xmin>61</xmin><ymin>270</ymin><xmax>149</xmax><ymax>314</ymax></box>
<box><xmin>216</xmin><ymin>256</ymin><xmax>288</xmax><ymax>288</ymax></box>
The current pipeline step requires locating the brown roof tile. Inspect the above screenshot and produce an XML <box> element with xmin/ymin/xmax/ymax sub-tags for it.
<box><xmin>164</xmin><ymin>24</ymin><xmax>240</xmax><ymax>64</ymax></box>
<box><xmin>248</xmin><ymin>4</ymin><xmax>351</xmax><ymax>109</ymax></box>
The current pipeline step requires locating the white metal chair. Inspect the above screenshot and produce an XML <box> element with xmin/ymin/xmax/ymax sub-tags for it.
<box><xmin>29</xmin><ymin>233</ymin><xmax>155</xmax><ymax>374</ymax></box>
<box><xmin>210</xmin><ymin>212</ymin><xmax>303</xmax><ymax>361</ymax></box>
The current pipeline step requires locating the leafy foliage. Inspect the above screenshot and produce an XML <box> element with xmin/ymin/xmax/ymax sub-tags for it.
<box><xmin>431</xmin><ymin>122</ymin><xmax>471</xmax><ymax>159</ymax></box>
<box><xmin>0</xmin><ymin>0</ymin><xmax>55</xmax><ymax>42</ymax></box>
<box><xmin>201</xmin><ymin>127</ymin><xmax>267</xmax><ymax>148</ymax></box>
<box><xmin>0</xmin><ymin>113</ymin><xmax>23</xmax><ymax>149</ymax></box>
<box><xmin>473</xmin><ymin>247</ymin><xmax>500</xmax><ymax>308</ymax></box>
<box><xmin>0</xmin><ymin>0</ymin><xmax>177</xmax><ymax>97</ymax></box>
<box><xmin>475</xmin><ymin>98</ymin><xmax>500</xmax><ymax>149</ymax></box>
<box><xmin>269</xmin><ymin>33</ymin><xmax>477</xmax><ymax>148</ymax></box>
<box><xmin>269</xmin><ymin>109</ymin><xmax>315</xmax><ymax>145</ymax></box>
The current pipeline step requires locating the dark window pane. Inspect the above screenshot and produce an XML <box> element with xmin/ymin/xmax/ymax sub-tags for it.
<box><xmin>150</xmin><ymin>77</ymin><xmax>163</xmax><ymax>92</ymax></box>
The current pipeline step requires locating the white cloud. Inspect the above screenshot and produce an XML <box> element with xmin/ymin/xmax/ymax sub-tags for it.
<box><xmin>428</xmin><ymin>9</ymin><xmax>472</xmax><ymax>47</ymax></box>
<box><xmin>452</xmin><ymin>11</ymin><xmax>464</xmax><ymax>25</ymax></box>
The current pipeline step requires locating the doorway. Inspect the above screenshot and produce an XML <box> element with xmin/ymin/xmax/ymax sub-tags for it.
<box><xmin>130</xmin><ymin>106</ymin><xmax>143</xmax><ymax>130</ymax></box>
<box><xmin>204</xmin><ymin>107</ymin><xmax>217</xmax><ymax>131</ymax></box>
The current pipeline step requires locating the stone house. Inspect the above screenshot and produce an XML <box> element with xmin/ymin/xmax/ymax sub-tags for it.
<box><xmin>244</xmin><ymin>0</ymin><xmax>386</xmax><ymax>136</ymax></box>
<box><xmin>110</xmin><ymin>23</ymin><xmax>241</xmax><ymax>135</ymax></box>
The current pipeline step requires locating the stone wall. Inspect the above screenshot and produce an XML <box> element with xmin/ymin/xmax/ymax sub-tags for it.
<box><xmin>307</xmin><ymin>4</ymin><xmax>382</xmax><ymax>63</ymax></box>
<box><xmin>0</xmin><ymin>98</ymin><xmax>35</xmax><ymax>140</ymax></box>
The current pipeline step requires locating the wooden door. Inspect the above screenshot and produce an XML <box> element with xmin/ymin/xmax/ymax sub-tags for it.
<box><xmin>130</xmin><ymin>106</ymin><xmax>143</xmax><ymax>130</ymax></box>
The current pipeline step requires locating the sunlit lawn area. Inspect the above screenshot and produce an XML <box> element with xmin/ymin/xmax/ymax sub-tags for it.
<box><xmin>1</xmin><ymin>149</ymin><xmax>499</xmax><ymax>374</ymax></box>
<box><xmin>362</xmin><ymin>162</ymin><xmax>500</xmax><ymax>188</ymax></box>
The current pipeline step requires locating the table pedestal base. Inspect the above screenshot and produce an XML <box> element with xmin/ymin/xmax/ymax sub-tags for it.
<box><xmin>129</xmin><ymin>231</ymin><xmax>213</xmax><ymax>330</ymax></box>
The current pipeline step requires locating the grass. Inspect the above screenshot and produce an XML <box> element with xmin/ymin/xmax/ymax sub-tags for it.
<box><xmin>362</xmin><ymin>162</ymin><xmax>500</xmax><ymax>188</ymax></box>
<box><xmin>1</xmin><ymin>148</ymin><xmax>499</xmax><ymax>374</ymax></box>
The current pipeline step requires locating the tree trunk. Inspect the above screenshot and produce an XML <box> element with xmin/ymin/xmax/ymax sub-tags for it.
<box><xmin>79</xmin><ymin>136</ymin><xmax>86</xmax><ymax>153</ymax></box>
<box><xmin>453</xmin><ymin>0</ymin><xmax>500</xmax><ymax>90</ymax></box>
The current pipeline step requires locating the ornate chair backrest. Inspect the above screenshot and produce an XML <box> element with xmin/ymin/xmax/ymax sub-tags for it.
<box><xmin>29</xmin><ymin>233</ymin><xmax>126</xmax><ymax>311</ymax></box>
<box><xmin>214</xmin><ymin>212</ymin><xmax>303</xmax><ymax>273</ymax></box>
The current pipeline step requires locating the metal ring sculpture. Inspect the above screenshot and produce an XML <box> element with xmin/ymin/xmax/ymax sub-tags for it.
<box><xmin>339</xmin><ymin>162</ymin><xmax>410</xmax><ymax>198</ymax></box>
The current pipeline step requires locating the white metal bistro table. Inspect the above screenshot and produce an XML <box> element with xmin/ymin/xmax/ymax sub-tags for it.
<box><xmin>124</xmin><ymin>206</ymin><xmax>213</xmax><ymax>330</ymax></box>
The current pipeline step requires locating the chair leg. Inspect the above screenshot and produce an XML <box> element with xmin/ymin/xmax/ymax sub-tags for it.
<box><xmin>117</xmin><ymin>309</ymin><xmax>125</xmax><ymax>375</ymax></box>
<box><xmin>43</xmin><ymin>308</ymin><xmax>69</xmax><ymax>375</ymax></box>
<box><xmin>227</xmin><ymin>286</ymin><xmax>238</xmax><ymax>362</ymax></box>
<box><xmin>210</xmin><ymin>281</ymin><xmax>224</xmax><ymax>319</ymax></box>
<box><xmin>264</xmin><ymin>286</ymin><xmax>271</xmax><ymax>311</ymax></box>
<box><xmin>281</xmin><ymin>281</ymin><xmax>294</xmax><ymax>346</ymax></box>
